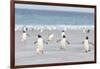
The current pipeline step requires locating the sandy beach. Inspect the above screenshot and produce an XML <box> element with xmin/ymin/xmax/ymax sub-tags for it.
<box><xmin>15</xmin><ymin>28</ymin><xmax>94</xmax><ymax>65</ymax></box>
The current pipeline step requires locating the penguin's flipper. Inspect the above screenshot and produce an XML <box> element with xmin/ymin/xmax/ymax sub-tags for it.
<box><xmin>82</xmin><ymin>41</ymin><xmax>84</xmax><ymax>44</ymax></box>
<box><xmin>34</xmin><ymin>41</ymin><xmax>37</xmax><ymax>44</ymax></box>
<box><xmin>66</xmin><ymin>40</ymin><xmax>70</xmax><ymax>44</ymax></box>
<box><xmin>27</xmin><ymin>34</ymin><xmax>30</xmax><ymax>37</ymax></box>
<box><xmin>89</xmin><ymin>42</ymin><xmax>94</xmax><ymax>46</ymax></box>
<box><xmin>44</xmin><ymin>41</ymin><xmax>48</xmax><ymax>45</ymax></box>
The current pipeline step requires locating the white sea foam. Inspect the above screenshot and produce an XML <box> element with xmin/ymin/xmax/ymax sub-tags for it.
<box><xmin>15</xmin><ymin>25</ymin><xmax>94</xmax><ymax>31</ymax></box>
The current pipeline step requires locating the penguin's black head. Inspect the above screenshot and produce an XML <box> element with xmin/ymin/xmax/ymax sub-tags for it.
<box><xmin>86</xmin><ymin>36</ymin><xmax>88</xmax><ymax>39</ymax></box>
<box><xmin>38</xmin><ymin>35</ymin><xmax>41</xmax><ymax>38</ymax></box>
<box><xmin>22</xmin><ymin>30</ymin><xmax>25</xmax><ymax>33</ymax></box>
<box><xmin>87</xmin><ymin>29</ymin><xmax>90</xmax><ymax>33</ymax></box>
<box><xmin>63</xmin><ymin>35</ymin><xmax>66</xmax><ymax>38</ymax></box>
<box><xmin>62</xmin><ymin>30</ymin><xmax>64</xmax><ymax>32</ymax></box>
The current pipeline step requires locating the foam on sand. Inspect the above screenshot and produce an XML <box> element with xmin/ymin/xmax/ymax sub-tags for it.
<box><xmin>15</xmin><ymin>25</ymin><xmax>94</xmax><ymax>31</ymax></box>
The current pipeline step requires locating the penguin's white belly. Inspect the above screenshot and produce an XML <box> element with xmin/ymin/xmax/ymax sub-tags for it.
<box><xmin>21</xmin><ymin>33</ymin><xmax>27</xmax><ymax>41</ymax></box>
<box><xmin>23</xmin><ymin>27</ymin><xmax>27</xmax><ymax>31</ymax></box>
<box><xmin>48</xmin><ymin>34</ymin><xmax>54</xmax><ymax>41</ymax></box>
<box><xmin>61</xmin><ymin>32</ymin><xmax>65</xmax><ymax>36</ymax></box>
<box><xmin>84</xmin><ymin>40</ymin><xmax>89</xmax><ymax>51</ymax></box>
<box><xmin>61</xmin><ymin>39</ymin><xmax>66</xmax><ymax>48</ymax></box>
<box><xmin>22</xmin><ymin>33</ymin><xmax>27</xmax><ymax>40</ymax></box>
<box><xmin>37</xmin><ymin>39</ymin><xmax>44</xmax><ymax>50</ymax></box>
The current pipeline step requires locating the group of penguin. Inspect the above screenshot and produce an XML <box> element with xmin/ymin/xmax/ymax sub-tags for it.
<box><xmin>20</xmin><ymin>27</ymin><xmax>93</xmax><ymax>55</ymax></box>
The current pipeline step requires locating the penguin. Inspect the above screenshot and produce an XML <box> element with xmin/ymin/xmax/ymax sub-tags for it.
<box><xmin>34</xmin><ymin>35</ymin><xmax>48</xmax><ymax>55</ymax></box>
<box><xmin>21</xmin><ymin>29</ymin><xmax>30</xmax><ymax>42</ymax></box>
<box><xmin>21</xmin><ymin>30</ymin><xmax>27</xmax><ymax>42</ymax></box>
<box><xmin>83</xmin><ymin>28</ymin><xmax>87</xmax><ymax>34</ymax></box>
<box><xmin>83</xmin><ymin>36</ymin><xmax>93</xmax><ymax>53</ymax></box>
<box><xmin>83</xmin><ymin>36</ymin><xmax>90</xmax><ymax>52</ymax></box>
<box><xmin>57</xmin><ymin>35</ymin><xmax>70</xmax><ymax>50</ymax></box>
<box><xmin>61</xmin><ymin>30</ymin><xmax>66</xmax><ymax>37</ymax></box>
<box><xmin>23</xmin><ymin>26</ymin><xmax>28</xmax><ymax>32</ymax></box>
<box><xmin>48</xmin><ymin>33</ymin><xmax>54</xmax><ymax>41</ymax></box>
<box><xmin>83</xmin><ymin>28</ymin><xmax>90</xmax><ymax>34</ymax></box>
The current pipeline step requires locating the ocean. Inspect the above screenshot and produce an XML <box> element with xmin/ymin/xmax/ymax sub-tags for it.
<box><xmin>15</xmin><ymin>8</ymin><xmax>94</xmax><ymax>30</ymax></box>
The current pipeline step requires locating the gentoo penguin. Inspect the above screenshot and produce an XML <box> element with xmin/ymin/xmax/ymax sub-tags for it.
<box><xmin>83</xmin><ymin>28</ymin><xmax>90</xmax><ymax>37</ymax></box>
<box><xmin>83</xmin><ymin>28</ymin><xmax>90</xmax><ymax>34</ymax></box>
<box><xmin>83</xmin><ymin>36</ymin><xmax>90</xmax><ymax>53</ymax></box>
<box><xmin>34</xmin><ymin>35</ymin><xmax>48</xmax><ymax>55</ymax></box>
<box><xmin>21</xmin><ymin>30</ymin><xmax>27</xmax><ymax>42</ymax></box>
<box><xmin>23</xmin><ymin>26</ymin><xmax>28</xmax><ymax>32</ymax></box>
<box><xmin>57</xmin><ymin>35</ymin><xmax>70</xmax><ymax>49</ymax></box>
<box><xmin>48</xmin><ymin>33</ymin><xmax>54</xmax><ymax>41</ymax></box>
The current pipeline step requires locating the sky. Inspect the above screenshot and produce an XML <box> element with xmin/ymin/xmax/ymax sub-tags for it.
<box><xmin>15</xmin><ymin>4</ymin><xmax>94</xmax><ymax>13</ymax></box>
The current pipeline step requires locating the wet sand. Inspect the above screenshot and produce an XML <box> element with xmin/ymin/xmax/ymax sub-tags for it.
<box><xmin>15</xmin><ymin>29</ymin><xmax>94</xmax><ymax>65</ymax></box>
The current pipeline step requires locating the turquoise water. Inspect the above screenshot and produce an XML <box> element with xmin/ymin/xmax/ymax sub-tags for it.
<box><xmin>15</xmin><ymin>8</ymin><xmax>94</xmax><ymax>26</ymax></box>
